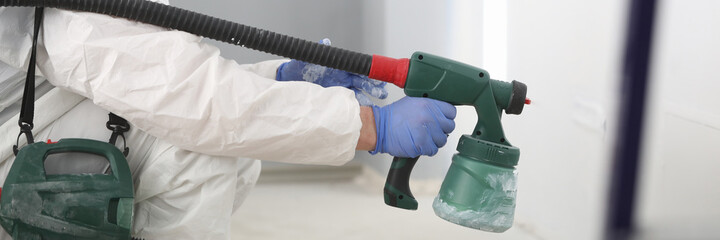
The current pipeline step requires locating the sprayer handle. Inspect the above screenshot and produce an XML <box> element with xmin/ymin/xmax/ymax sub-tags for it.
<box><xmin>383</xmin><ymin>156</ymin><xmax>419</xmax><ymax>210</ymax></box>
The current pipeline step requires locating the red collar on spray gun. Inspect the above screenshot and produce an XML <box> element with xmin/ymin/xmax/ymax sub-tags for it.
<box><xmin>368</xmin><ymin>55</ymin><xmax>410</xmax><ymax>88</ymax></box>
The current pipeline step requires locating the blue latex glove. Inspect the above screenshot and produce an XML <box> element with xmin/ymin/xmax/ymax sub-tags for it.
<box><xmin>371</xmin><ymin>97</ymin><xmax>457</xmax><ymax>157</ymax></box>
<box><xmin>276</xmin><ymin>39</ymin><xmax>388</xmax><ymax>106</ymax></box>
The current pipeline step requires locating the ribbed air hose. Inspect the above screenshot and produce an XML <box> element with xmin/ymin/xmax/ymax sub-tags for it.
<box><xmin>0</xmin><ymin>0</ymin><xmax>373</xmax><ymax>76</ymax></box>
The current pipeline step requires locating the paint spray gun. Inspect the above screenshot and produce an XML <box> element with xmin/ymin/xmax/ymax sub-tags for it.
<box><xmin>367</xmin><ymin>53</ymin><xmax>529</xmax><ymax>232</ymax></box>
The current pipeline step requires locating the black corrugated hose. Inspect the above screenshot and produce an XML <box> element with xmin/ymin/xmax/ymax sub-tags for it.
<box><xmin>0</xmin><ymin>0</ymin><xmax>373</xmax><ymax>76</ymax></box>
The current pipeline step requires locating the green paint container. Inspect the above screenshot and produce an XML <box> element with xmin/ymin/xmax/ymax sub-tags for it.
<box><xmin>433</xmin><ymin>136</ymin><xmax>519</xmax><ymax>232</ymax></box>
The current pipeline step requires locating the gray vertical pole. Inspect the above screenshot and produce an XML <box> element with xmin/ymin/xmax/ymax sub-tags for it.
<box><xmin>606</xmin><ymin>0</ymin><xmax>657</xmax><ymax>239</ymax></box>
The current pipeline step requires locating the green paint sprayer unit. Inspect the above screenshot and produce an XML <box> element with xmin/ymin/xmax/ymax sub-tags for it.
<box><xmin>0</xmin><ymin>0</ymin><xmax>529</xmax><ymax>237</ymax></box>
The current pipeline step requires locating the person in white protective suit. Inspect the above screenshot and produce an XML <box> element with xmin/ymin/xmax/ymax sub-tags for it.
<box><xmin>0</xmin><ymin>2</ymin><xmax>457</xmax><ymax>240</ymax></box>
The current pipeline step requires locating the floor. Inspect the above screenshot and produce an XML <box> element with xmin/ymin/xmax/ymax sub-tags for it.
<box><xmin>230</xmin><ymin>164</ymin><xmax>541</xmax><ymax>240</ymax></box>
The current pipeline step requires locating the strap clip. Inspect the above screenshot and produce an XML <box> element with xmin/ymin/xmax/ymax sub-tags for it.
<box><xmin>107</xmin><ymin>113</ymin><xmax>130</xmax><ymax>156</ymax></box>
<box><xmin>13</xmin><ymin>123</ymin><xmax>35</xmax><ymax>156</ymax></box>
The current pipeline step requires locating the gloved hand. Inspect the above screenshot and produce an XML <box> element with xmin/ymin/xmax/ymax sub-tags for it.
<box><xmin>371</xmin><ymin>97</ymin><xmax>457</xmax><ymax>158</ymax></box>
<box><xmin>276</xmin><ymin>38</ymin><xmax>388</xmax><ymax>106</ymax></box>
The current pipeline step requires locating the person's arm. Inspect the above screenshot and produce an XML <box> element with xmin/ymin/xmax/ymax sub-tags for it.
<box><xmin>33</xmin><ymin>9</ymin><xmax>362</xmax><ymax>166</ymax></box>
<box><xmin>356</xmin><ymin>106</ymin><xmax>377</xmax><ymax>151</ymax></box>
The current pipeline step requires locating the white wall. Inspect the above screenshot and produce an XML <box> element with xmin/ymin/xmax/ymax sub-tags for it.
<box><xmin>636</xmin><ymin>1</ymin><xmax>720</xmax><ymax>239</ymax></box>
<box><xmin>506</xmin><ymin>1</ymin><xmax>626</xmax><ymax>239</ymax></box>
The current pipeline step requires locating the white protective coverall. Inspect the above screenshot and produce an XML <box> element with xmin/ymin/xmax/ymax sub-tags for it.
<box><xmin>0</xmin><ymin>1</ymin><xmax>362</xmax><ymax>239</ymax></box>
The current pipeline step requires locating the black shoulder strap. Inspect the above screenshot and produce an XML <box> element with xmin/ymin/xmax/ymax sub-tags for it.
<box><xmin>13</xmin><ymin>8</ymin><xmax>44</xmax><ymax>155</ymax></box>
<box><xmin>13</xmin><ymin>8</ymin><xmax>131</xmax><ymax>157</ymax></box>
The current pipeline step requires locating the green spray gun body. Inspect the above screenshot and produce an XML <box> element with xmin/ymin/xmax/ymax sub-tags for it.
<box><xmin>382</xmin><ymin>52</ymin><xmax>527</xmax><ymax>232</ymax></box>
